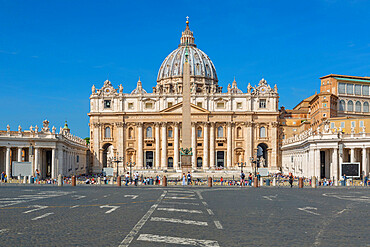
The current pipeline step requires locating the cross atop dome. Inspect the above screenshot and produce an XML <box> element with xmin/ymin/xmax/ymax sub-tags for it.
<box><xmin>180</xmin><ymin>16</ymin><xmax>196</xmax><ymax>47</ymax></box>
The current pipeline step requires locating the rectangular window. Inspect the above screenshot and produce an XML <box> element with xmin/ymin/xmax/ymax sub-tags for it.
<box><xmin>168</xmin><ymin>102</ymin><xmax>173</xmax><ymax>108</ymax></box>
<box><xmin>360</xmin><ymin>121</ymin><xmax>364</xmax><ymax>127</ymax></box>
<box><xmin>146</xmin><ymin>143</ymin><xmax>152</xmax><ymax>147</ymax></box>
<box><xmin>347</xmin><ymin>84</ymin><xmax>354</xmax><ymax>94</ymax></box>
<box><xmin>323</xmin><ymin>103</ymin><xmax>327</xmax><ymax>108</ymax></box>
<box><xmin>145</xmin><ymin>102</ymin><xmax>153</xmax><ymax>109</ymax></box>
<box><xmin>217</xmin><ymin>143</ymin><xmax>223</xmax><ymax>147</ymax></box>
<box><xmin>351</xmin><ymin>121</ymin><xmax>355</xmax><ymax>127</ymax></box>
<box><xmin>340</xmin><ymin>122</ymin><xmax>345</xmax><ymax>128</ymax></box>
<box><xmin>168</xmin><ymin>129</ymin><xmax>173</xmax><ymax>138</ymax></box>
<box><xmin>197</xmin><ymin>129</ymin><xmax>202</xmax><ymax>138</ymax></box>
<box><xmin>259</xmin><ymin>99</ymin><xmax>266</xmax><ymax>108</ymax></box>
<box><xmin>338</xmin><ymin>83</ymin><xmax>346</xmax><ymax>94</ymax></box>
<box><xmin>168</xmin><ymin>143</ymin><xmax>173</xmax><ymax>147</ymax></box>
<box><xmin>293</xmin><ymin>128</ymin><xmax>297</xmax><ymax>132</ymax></box>
<box><xmin>331</xmin><ymin>122</ymin><xmax>335</xmax><ymax>129</ymax></box>
<box><xmin>128</xmin><ymin>103</ymin><xmax>134</xmax><ymax>110</ymax></box>
<box><xmin>76</xmin><ymin>155</ymin><xmax>79</xmax><ymax>163</ymax></box>
<box><xmin>355</xmin><ymin>84</ymin><xmax>361</xmax><ymax>95</ymax></box>
<box><xmin>197</xmin><ymin>102</ymin><xmax>202</xmax><ymax>108</ymax></box>
<box><xmin>237</xmin><ymin>102</ymin><xmax>242</xmax><ymax>109</ymax></box>
<box><xmin>197</xmin><ymin>143</ymin><xmax>202</xmax><ymax>147</ymax></box>
<box><xmin>217</xmin><ymin>102</ymin><xmax>225</xmax><ymax>109</ymax></box>
<box><xmin>363</xmin><ymin>85</ymin><xmax>369</xmax><ymax>96</ymax></box>
<box><xmin>104</xmin><ymin>100</ymin><xmax>111</xmax><ymax>109</ymax></box>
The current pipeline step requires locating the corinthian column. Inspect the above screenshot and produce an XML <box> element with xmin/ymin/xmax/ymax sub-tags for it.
<box><xmin>161</xmin><ymin>122</ymin><xmax>167</xmax><ymax>168</ymax></box>
<box><xmin>210</xmin><ymin>123</ymin><xmax>215</xmax><ymax>168</ymax></box>
<box><xmin>191</xmin><ymin>122</ymin><xmax>197</xmax><ymax>169</ymax></box>
<box><xmin>6</xmin><ymin>147</ymin><xmax>11</xmax><ymax>178</ymax></box>
<box><xmin>227</xmin><ymin>123</ymin><xmax>232</xmax><ymax>168</ymax></box>
<box><xmin>51</xmin><ymin>148</ymin><xmax>56</xmax><ymax>178</ymax></box>
<box><xmin>174</xmin><ymin>122</ymin><xmax>179</xmax><ymax>170</ymax></box>
<box><xmin>155</xmin><ymin>123</ymin><xmax>160</xmax><ymax>169</ymax></box>
<box><xmin>17</xmin><ymin>148</ymin><xmax>22</xmax><ymax>162</ymax></box>
<box><xmin>138</xmin><ymin>123</ymin><xmax>143</xmax><ymax>168</ymax></box>
<box><xmin>203</xmin><ymin>122</ymin><xmax>209</xmax><ymax>168</ymax></box>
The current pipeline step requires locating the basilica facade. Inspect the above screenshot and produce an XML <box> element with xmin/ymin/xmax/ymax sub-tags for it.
<box><xmin>88</xmin><ymin>21</ymin><xmax>280</xmax><ymax>175</ymax></box>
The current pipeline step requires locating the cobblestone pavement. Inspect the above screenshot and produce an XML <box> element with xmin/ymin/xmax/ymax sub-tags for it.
<box><xmin>0</xmin><ymin>184</ymin><xmax>369</xmax><ymax>246</ymax></box>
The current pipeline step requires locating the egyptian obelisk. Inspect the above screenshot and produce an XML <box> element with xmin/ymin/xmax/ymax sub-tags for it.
<box><xmin>180</xmin><ymin>19</ymin><xmax>192</xmax><ymax>172</ymax></box>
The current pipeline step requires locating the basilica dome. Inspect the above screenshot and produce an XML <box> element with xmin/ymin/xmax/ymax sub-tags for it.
<box><xmin>156</xmin><ymin>20</ymin><xmax>219</xmax><ymax>92</ymax></box>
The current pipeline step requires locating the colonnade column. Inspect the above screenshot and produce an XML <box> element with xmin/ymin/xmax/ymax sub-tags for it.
<box><xmin>203</xmin><ymin>122</ymin><xmax>209</xmax><ymax>169</ymax></box>
<box><xmin>161</xmin><ymin>123</ymin><xmax>167</xmax><ymax>168</ymax></box>
<box><xmin>362</xmin><ymin>148</ymin><xmax>367</xmax><ymax>177</ymax></box>
<box><xmin>5</xmin><ymin>147</ymin><xmax>11</xmax><ymax>177</ymax></box>
<box><xmin>339</xmin><ymin>149</ymin><xmax>343</xmax><ymax>178</ymax></box>
<box><xmin>17</xmin><ymin>148</ymin><xmax>22</xmax><ymax>162</ymax></box>
<box><xmin>191</xmin><ymin>123</ymin><xmax>196</xmax><ymax>169</ymax></box>
<box><xmin>174</xmin><ymin>122</ymin><xmax>179</xmax><ymax>170</ymax></box>
<box><xmin>137</xmin><ymin>123</ymin><xmax>143</xmax><ymax>168</ymax></box>
<box><xmin>315</xmin><ymin>148</ymin><xmax>320</xmax><ymax>177</ymax></box>
<box><xmin>155</xmin><ymin>123</ymin><xmax>160</xmax><ymax>169</ymax></box>
<box><xmin>35</xmin><ymin>148</ymin><xmax>40</xmax><ymax>174</ymax></box>
<box><xmin>209</xmin><ymin>123</ymin><xmax>215</xmax><ymax>169</ymax></box>
<box><xmin>227</xmin><ymin>123</ymin><xmax>232</xmax><ymax>168</ymax></box>
<box><xmin>350</xmin><ymin>148</ymin><xmax>355</xmax><ymax>163</ymax></box>
<box><xmin>332</xmin><ymin>148</ymin><xmax>338</xmax><ymax>183</ymax></box>
<box><xmin>51</xmin><ymin>148</ymin><xmax>56</xmax><ymax>178</ymax></box>
<box><xmin>245</xmin><ymin>122</ymin><xmax>253</xmax><ymax>169</ymax></box>
<box><xmin>57</xmin><ymin>148</ymin><xmax>63</xmax><ymax>176</ymax></box>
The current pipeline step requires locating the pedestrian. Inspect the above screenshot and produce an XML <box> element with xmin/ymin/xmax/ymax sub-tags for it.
<box><xmin>240</xmin><ymin>171</ymin><xmax>245</xmax><ymax>187</ymax></box>
<box><xmin>248</xmin><ymin>173</ymin><xmax>252</xmax><ymax>186</ymax></box>
<box><xmin>125</xmin><ymin>172</ymin><xmax>130</xmax><ymax>186</ymax></box>
<box><xmin>182</xmin><ymin>173</ymin><xmax>186</xmax><ymax>186</ymax></box>
<box><xmin>134</xmin><ymin>172</ymin><xmax>139</xmax><ymax>186</ymax></box>
<box><xmin>363</xmin><ymin>174</ymin><xmax>368</xmax><ymax>186</ymax></box>
<box><xmin>187</xmin><ymin>171</ymin><xmax>192</xmax><ymax>185</ymax></box>
<box><xmin>343</xmin><ymin>174</ymin><xmax>347</xmax><ymax>186</ymax></box>
<box><xmin>289</xmin><ymin>172</ymin><xmax>294</xmax><ymax>188</ymax></box>
<box><xmin>220</xmin><ymin>176</ymin><xmax>224</xmax><ymax>186</ymax></box>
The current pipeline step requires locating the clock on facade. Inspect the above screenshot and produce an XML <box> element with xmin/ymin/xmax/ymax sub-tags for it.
<box><xmin>105</xmin><ymin>88</ymin><xmax>111</xmax><ymax>93</ymax></box>
<box><xmin>259</xmin><ymin>86</ymin><xmax>267</xmax><ymax>93</ymax></box>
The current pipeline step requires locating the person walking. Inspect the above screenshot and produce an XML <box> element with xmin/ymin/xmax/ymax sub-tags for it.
<box><xmin>220</xmin><ymin>176</ymin><xmax>224</xmax><ymax>186</ymax></box>
<box><xmin>134</xmin><ymin>172</ymin><xmax>139</xmax><ymax>186</ymax></box>
<box><xmin>343</xmin><ymin>174</ymin><xmax>347</xmax><ymax>186</ymax></box>
<box><xmin>289</xmin><ymin>172</ymin><xmax>294</xmax><ymax>188</ymax></box>
<box><xmin>240</xmin><ymin>171</ymin><xmax>245</xmax><ymax>187</ymax></box>
<box><xmin>248</xmin><ymin>173</ymin><xmax>252</xmax><ymax>186</ymax></box>
<box><xmin>182</xmin><ymin>173</ymin><xmax>186</xmax><ymax>186</ymax></box>
<box><xmin>363</xmin><ymin>174</ymin><xmax>368</xmax><ymax>186</ymax></box>
<box><xmin>187</xmin><ymin>171</ymin><xmax>192</xmax><ymax>185</ymax></box>
<box><xmin>125</xmin><ymin>172</ymin><xmax>130</xmax><ymax>186</ymax></box>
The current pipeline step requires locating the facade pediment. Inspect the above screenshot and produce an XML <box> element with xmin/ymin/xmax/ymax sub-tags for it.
<box><xmin>161</xmin><ymin>102</ymin><xmax>210</xmax><ymax>114</ymax></box>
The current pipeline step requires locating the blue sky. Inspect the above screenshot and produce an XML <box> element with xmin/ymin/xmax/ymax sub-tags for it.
<box><xmin>1</xmin><ymin>0</ymin><xmax>369</xmax><ymax>137</ymax></box>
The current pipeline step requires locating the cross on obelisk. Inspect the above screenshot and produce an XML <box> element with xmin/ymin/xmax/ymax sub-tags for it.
<box><xmin>180</xmin><ymin>42</ymin><xmax>193</xmax><ymax>172</ymax></box>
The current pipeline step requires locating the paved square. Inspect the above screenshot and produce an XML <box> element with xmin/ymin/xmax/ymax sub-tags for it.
<box><xmin>0</xmin><ymin>185</ymin><xmax>369</xmax><ymax>246</ymax></box>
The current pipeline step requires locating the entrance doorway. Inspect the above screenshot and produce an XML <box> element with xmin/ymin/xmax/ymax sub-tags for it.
<box><xmin>320</xmin><ymin>151</ymin><xmax>326</xmax><ymax>179</ymax></box>
<box><xmin>216</xmin><ymin>151</ymin><xmax>224</xmax><ymax>168</ymax></box>
<box><xmin>257</xmin><ymin>143</ymin><xmax>268</xmax><ymax>167</ymax></box>
<box><xmin>146</xmin><ymin>151</ymin><xmax>153</xmax><ymax>168</ymax></box>
<box><xmin>45</xmin><ymin>150</ymin><xmax>52</xmax><ymax>178</ymax></box>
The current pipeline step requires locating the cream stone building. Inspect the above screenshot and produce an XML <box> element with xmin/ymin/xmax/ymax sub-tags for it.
<box><xmin>0</xmin><ymin>120</ymin><xmax>88</xmax><ymax>179</ymax></box>
<box><xmin>88</xmin><ymin>21</ymin><xmax>280</xmax><ymax>176</ymax></box>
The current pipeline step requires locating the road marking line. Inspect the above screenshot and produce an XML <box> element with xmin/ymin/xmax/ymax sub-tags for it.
<box><xmin>31</xmin><ymin>213</ymin><xmax>54</xmax><ymax>221</ymax></box>
<box><xmin>165</xmin><ymin>196</ymin><xmax>196</xmax><ymax>200</ymax></box>
<box><xmin>151</xmin><ymin>217</ymin><xmax>208</xmax><ymax>226</ymax></box>
<box><xmin>202</xmin><ymin>201</ymin><xmax>208</xmax><ymax>206</ymax></box>
<box><xmin>298</xmin><ymin>207</ymin><xmax>320</xmax><ymax>216</ymax></box>
<box><xmin>118</xmin><ymin>191</ymin><xmax>167</xmax><ymax>247</ymax></box>
<box><xmin>72</xmin><ymin>195</ymin><xmax>86</xmax><ymax>200</ymax></box>
<box><xmin>263</xmin><ymin>195</ymin><xmax>278</xmax><ymax>201</ymax></box>
<box><xmin>124</xmin><ymin>195</ymin><xmax>138</xmax><ymax>199</ymax></box>
<box><xmin>100</xmin><ymin>205</ymin><xmax>120</xmax><ymax>214</ymax></box>
<box><xmin>23</xmin><ymin>205</ymin><xmax>48</xmax><ymax>214</ymax></box>
<box><xmin>214</xmin><ymin>220</ymin><xmax>223</xmax><ymax>229</ymax></box>
<box><xmin>0</xmin><ymin>229</ymin><xmax>9</xmax><ymax>234</ymax></box>
<box><xmin>337</xmin><ymin>209</ymin><xmax>347</xmax><ymax>215</ymax></box>
<box><xmin>162</xmin><ymin>201</ymin><xmax>200</xmax><ymax>206</ymax></box>
<box><xmin>137</xmin><ymin>234</ymin><xmax>220</xmax><ymax>246</ymax></box>
<box><xmin>207</xmin><ymin>209</ymin><xmax>214</xmax><ymax>215</ymax></box>
<box><xmin>70</xmin><ymin>205</ymin><xmax>80</xmax><ymax>208</ymax></box>
<box><xmin>0</xmin><ymin>191</ymin><xmax>72</xmax><ymax>208</ymax></box>
<box><xmin>157</xmin><ymin>208</ymin><xmax>203</xmax><ymax>214</ymax></box>
<box><xmin>167</xmin><ymin>193</ymin><xmax>195</xmax><ymax>197</ymax></box>
<box><xmin>195</xmin><ymin>191</ymin><xmax>203</xmax><ymax>200</ymax></box>
<box><xmin>168</xmin><ymin>190</ymin><xmax>194</xmax><ymax>194</ymax></box>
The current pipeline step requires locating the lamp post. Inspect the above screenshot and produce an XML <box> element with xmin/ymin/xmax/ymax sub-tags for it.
<box><xmin>126</xmin><ymin>160</ymin><xmax>135</xmax><ymax>182</ymax></box>
<box><xmin>108</xmin><ymin>152</ymin><xmax>123</xmax><ymax>177</ymax></box>
<box><xmin>250</xmin><ymin>156</ymin><xmax>259</xmax><ymax>177</ymax></box>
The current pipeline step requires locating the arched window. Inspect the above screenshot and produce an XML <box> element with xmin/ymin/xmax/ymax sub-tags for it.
<box><xmin>217</xmin><ymin>126</ymin><xmax>223</xmax><ymax>137</ymax></box>
<box><xmin>260</xmin><ymin>127</ymin><xmax>266</xmax><ymax>138</ymax></box>
<box><xmin>167</xmin><ymin>157</ymin><xmax>173</xmax><ymax>168</ymax></box>
<box><xmin>355</xmin><ymin>101</ymin><xmax>362</xmax><ymax>112</ymax></box>
<box><xmin>339</xmin><ymin>100</ymin><xmax>345</xmax><ymax>111</ymax></box>
<box><xmin>146</xmin><ymin>127</ymin><xmax>152</xmax><ymax>138</ymax></box>
<box><xmin>168</xmin><ymin>127</ymin><xmax>173</xmax><ymax>138</ymax></box>
<box><xmin>347</xmin><ymin>100</ymin><xmax>354</xmax><ymax>112</ymax></box>
<box><xmin>197</xmin><ymin>157</ymin><xmax>202</xmax><ymax>168</ymax></box>
<box><xmin>197</xmin><ymin>127</ymin><xmax>202</xmax><ymax>138</ymax></box>
<box><xmin>128</xmin><ymin>127</ymin><xmax>134</xmax><ymax>139</ymax></box>
<box><xmin>237</xmin><ymin>127</ymin><xmax>242</xmax><ymax>138</ymax></box>
<box><xmin>105</xmin><ymin>127</ymin><xmax>111</xmax><ymax>138</ymax></box>
<box><xmin>364</xmin><ymin>102</ymin><xmax>369</xmax><ymax>113</ymax></box>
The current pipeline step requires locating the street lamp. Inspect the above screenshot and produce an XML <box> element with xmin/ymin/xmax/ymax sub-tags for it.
<box><xmin>108</xmin><ymin>152</ymin><xmax>123</xmax><ymax>177</ymax></box>
<box><xmin>250</xmin><ymin>155</ymin><xmax>260</xmax><ymax>177</ymax></box>
<box><xmin>126</xmin><ymin>160</ymin><xmax>135</xmax><ymax>182</ymax></box>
